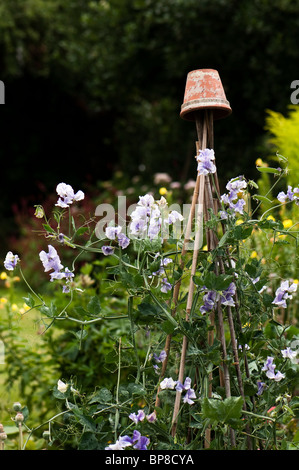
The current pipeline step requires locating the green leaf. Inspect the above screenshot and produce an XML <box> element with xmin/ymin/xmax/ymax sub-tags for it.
<box><xmin>252</xmin><ymin>194</ymin><xmax>273</xmax><ymax>204</ymax></box>
<box><xmin>42</xmin><ymin>223</ymin><xmax>56</xmax><ymax>233</ymax></box>
<box><xmin>135</xmin><ymin>302</ymin><xmax>161</xmax><ymax>323</ymax></box>
<box><xmin>201</xmin><ymin>396</ymin><xmax>244</xmax><ymax>425</ymax></box>
<box><xmin>161</xmin><ymin>319</ymin><xmax>176</xmax><ymax>335</ymax></box>
<box><xmin>87</xmin><ymin>296</ymin><xmax>101</xmax><ymax>316</ymax></box>
<box><xmin>23</xmin><ymin>293</ymin><xmax>35</xmax><ymax>309</ymax></box>
<box><xmin>202</xmin><ymin>272</ymin><xmax>233</xmax><ymax>291</ymax></box>
<box><xmin>88</xmin><ymin>387</ymin><xmax>113</xmax><ymax>404</ymax></box>
<box><xmin>233</xmin><ymin>224</ymin><xmax>253</xmax><ymax>240</ymax></box>
<box><xmin>256</xmin><ymin>166</ymin><xmax>281</xmax><ymax>175</ymax></box>
<box><xmin>76</xmin><ymin>226</ymin><xmax>90</xmax><ymax>236</ymax></box>
<box><xmin>78</xmin><ymin>432</ymin><xmax>99</xmax><ymax>450</ymax></box>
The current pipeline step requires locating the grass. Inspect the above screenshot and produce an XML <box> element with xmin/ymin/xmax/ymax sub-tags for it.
<box><xmin>0</xmin><ymin>279</ymin><xmax>59</xmax><ymax>449</ymax></box>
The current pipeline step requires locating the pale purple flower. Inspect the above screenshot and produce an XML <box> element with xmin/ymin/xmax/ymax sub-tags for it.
<box><xmin>56</xmin><ymin>183</ymin><xmax>84</xmax><ymax>208</ymax></box>
<box><xmin>146</xmin><ymin>411</ymin><xmax>157</xmax><ymax>423</ymax></box>
<box><xmin>50</xmin><ymin>267</ymin><xmax>74</xmax><ymax>283</ymax></box>
<box><xmin>277</xmin><ymin>185</ymin><xmax>299</xmax><ymax>205</ymax></box>
<box><xmin>168</xmin><ymin>210</ymin><xmax>184</xmax><ymax>224</ymax></box>
<box><xmin>175</xmin><ymin>377</ymin><xmax>196</xmax><ymax>404</ymax></box>
<box><xmin>101</xmin><ymin>245</ymin><xmax>115</xmax><ymax>256</ymax></box>
<box><xmin>153</xmin><ymin>350</ymin><xmax>167</xmax><ymax>363</ymax></box>
<box><xmin>272</xmin><ymin>280</ymin><xmax>297</xmax><ymax>308</ymax></box>
<box><xmin>117</xmin><ymin>232</ymin><xmax>130</xmax><ymax>249</ymax></box>
<box><xmin>132</xmin><ymin>430</ymin><xmax>150</xmax><ymax>450</ymax></box>
<box><xmin>183</xmin><ymin>388</ymin><xmax>196</xmax><ymax>405</ymax></box>
<box><xmin>105</xmin><ymin>435</ymin><xmax>133</xmax><ymax>450</ymax></box>
<box><xmin>105</xmin><ymin>225</ymin><xmax>122</xmax><ymax>240</ymax></box>
<box><xmin>219</xmin><ymin>282</ymin><xmax>236</xmax><ymax>307</ymax></box>
<box><xmin>220</xmin><ymin>176</ymin><xmax>247</xmax><ymax>217</ymax></box>
<box><xmin>200</xmin><ymin>290</ymin><xmax>218</xmax><ymax>314</ymax></box>
<box><xmin>4</xmin><ymin>251</ymin><xmax>20</xmax><ymax>271</ymax></box>
<box><xmin>39</xmin><ymin>245</ymin><xmax>64</xmax><ymax>273</ymax></box>
<box><xmin>197</xmin><ymin>148</ymin><xmax>216</xmax><ymax>175</ymax></box>
<box><xmin>200</xmin><ymin>283</ymin><xmax>236</xmax><ymax>314</ymax></box>
<box><xmin>281</xmin><ymin>347</ymin><xmax>297</xmax><ymax>360</ymax></box>
<box><xmin>262</xmin><ymin>356</ymin><xmax>285</xmax><ymax>382</ymax></box>
<box><xmin>160</xmin><ymin>377</ymin><xmax>177</xmax><ymax>390</ymax></box>
<box><xmin>138</xmin><ymin>194</ymin><xmax>155</xmax><ymax>208</ymax></box>
<box><xmin>160</xmin><ymin>277</ymin><xmax>172</xmax><ymax>293</ymax></box>
<box><xmin>262</xmin><ymin>356</ymin><xmax>275</xmax><ymax>372</ymax></box>
<box><xmin>176</xmin><ymin>377</ymin><xmax>192</xmax><ymax>392</ymax></box>
<box><xmin>257</xmin><ymin>381</ymin><xmax>266</xmax><ymax>396</ymax></box>
<box><xmin>266</xmin><ymin>369</ymin><xmax>285</xmax><ymax>382</ymax></box>
<box><xmin>129</xmin><ymin>409</ymin><xmax>145</xmax><ymax>424</ymax></box>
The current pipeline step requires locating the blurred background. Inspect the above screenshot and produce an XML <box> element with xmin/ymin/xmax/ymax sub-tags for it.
<box><xmin>1</xmin><ymin>0</ymin><xmax>299</xmax><ymax>257</ymax></box>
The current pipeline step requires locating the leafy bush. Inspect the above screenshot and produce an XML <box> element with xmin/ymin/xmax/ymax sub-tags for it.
<box><xmin>1</xmin><ymin>157</ymin><xmax>299</xmax><ymax>450</ymax></box>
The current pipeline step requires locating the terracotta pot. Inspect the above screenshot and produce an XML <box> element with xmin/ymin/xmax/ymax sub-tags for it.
<box><xmin>180</xmin><ymin>69</ymin><xmax>232</xmax><ymax>121</ymax></box>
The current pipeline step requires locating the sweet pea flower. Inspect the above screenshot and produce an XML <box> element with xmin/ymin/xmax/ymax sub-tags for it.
<box><xmin>132</xmin><ymin>430</ymin><xmax>150</xmax><ymax>450</ymax></box>
<box><xmin>262</xmin><ymin>356</ymin><xmax>285</xmax><ymax>382</ymax></box>
<box><xmin>101</xmin><ymin>246</ymin><xmax>115</xmax><ymax>256</ymax></box>
<box><xmin>277</xmin><ymin>185</ymin><xmax>299</xmax><ymax>205</ymax></box>
<box><xmin>105</xmin><ymin>225</ymin><xmax>122</xmax><ymax>240</ymax></box>
<box><xmin>105</xmin><ymin>435</ymin><xmax>133</xmax><ymax>450</ymax></box>
<box><xmin>183</xmin><ymin>388</ymin><xmax>197</xmax><ymax>405</ymax></box>
<box><xmin>220</xmin><ymin>176</ymin><xmax>247</xmax><ymax>217</ymax></box>
<box><xmin>146</xmin><ymin>411</ymin><xmax>157</xmax><ymax>423</ymax></box>
<box><xmin>160</xmin><ymin>377</ymin><xmax>177</xmax><ymax>390</ymax></box>
<box><xmin>56</xmin><ymin>183</ymin><xmax>84</xmax><ymax>208</ymax></box>
<box><xmin>105</xmin><ymin>431</ymin><xmax>150</xmax><ymax>451</ymax></box>
<box><xmin>57</xmin><ymin>379</ymin><xmax>68</xmax><ymax>393</ymax></box>
<box><xmin>281</xmin><ymin>347</ymin><xmax>297</xmax><ymax>360</ymax></box>
<box><xmin>160</xmin><ymin>277</ymin><xmax>172</xmax><ymax>293</ymax></box>
<box><xmin>4</xmin><ymin>252</ymin><xmax>20</xmax><ymax>271</ymax></box>
<box><xmin>197</xmin><ymin>149</ymin><xmax>216</xmax><ymax>175</ymax></box>
<box><xmin>39</xmin><ymin>245</ymin><xmax>63</xmax><ymax>273</ymax></box>
<box><xmin>153</xmin><ymin>350</ymin><xmax>167</xmax><ymax>363</ymax></box>
<box><xmin>117</xmin><ymin>232</ymin><xmax>130</xmax><ymax>249</ymax></box>
<box><xmin>129</xmin><ymin>409</ymin><xmax>145</xmax><ymax>424</ymax></box>
<box><xmin>257</xmin><ymin>381</ymin><xmax>266</xmax><ymax>396</ymax></box>
<box><xmin>272</xmin><ymin>280</ymin><xmax>297</xmax><ymax>308</ymax></box>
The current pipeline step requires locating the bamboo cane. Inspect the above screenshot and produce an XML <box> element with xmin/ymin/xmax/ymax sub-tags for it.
<box><xmin>154</xmin><ymin>115</ymin><xmax>206</xmax><ymax>409</ymax></box>
<box><xmin>170</xmin><ymin>112</ymin><xmax>209</xmax><ymax>436</ymax></box>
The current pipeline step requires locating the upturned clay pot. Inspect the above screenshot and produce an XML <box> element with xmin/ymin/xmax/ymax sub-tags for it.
<box><xmin>180</xmin><ymin>69</ymin><xmax>232</xmax><ymax>121</ymax></box>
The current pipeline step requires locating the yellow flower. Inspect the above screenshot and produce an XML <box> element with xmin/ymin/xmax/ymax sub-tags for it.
<box><xmin>159</xmin><ymin>187</ymin><xmax>167</xmax><ymax>196</ymax></box>
<box><xmin>293</xmin><ymin>279</ymin><xmax>299</xmax><ymax>284</ymax></box>
<box><xmin>255</xmin><ymin>158</ymin><xmax>263</xmax><ymax>167</ymax></box>
<box><xmin>11</xmin><ymin>304</ymin><xmax>18</xmax><ymax>312</ymax></box>
<box><xmin>0</xmin><ymin>297</ymin><xmax>8</xmax><ymax>304</ymax></box>
<box><xmin>250</xmin><ymin>251</ymin><xmax>258</xmax><ymax>258</ymax></box>
<box><xmin>283</xmin><ymin>219</ymin><xmax>293</xmax><ymax>229</ymax></box>
<box><xmin>267</xmin><ymin>215</ymin><xmax>275</xmax><ymax>221</ymax></box>
<box><xmin>202</xmin><ymin>245</ymin><xmax>208</xmax><ymax>251</ymax></box>
<box><xmin>0</xmin><ymin>272</ymin><xmax>7</xmax><ymax>280</ymax></box>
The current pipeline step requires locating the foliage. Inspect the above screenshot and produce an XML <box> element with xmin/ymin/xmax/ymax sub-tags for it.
<box><xmin>1</xmin><ymin>154</ymin><xmax>299</xmax><ymax>450</ymax></box>
<box><xmin>265</xmin><ymin>106</ymin><xmax>299</xmax><ymax>188</ymax></box>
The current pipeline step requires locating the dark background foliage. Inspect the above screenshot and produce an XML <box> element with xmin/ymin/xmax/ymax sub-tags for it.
<box><xmin>1</xmin><ymin>0</ymin><xmax>298</xmax><ymax>254</ymax></box>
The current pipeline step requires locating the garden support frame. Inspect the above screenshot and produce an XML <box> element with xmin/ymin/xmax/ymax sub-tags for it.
<box><xmin>155</xmin><ymin>70</ymin><xmax>253</xmax><ymax>448</ymax></box>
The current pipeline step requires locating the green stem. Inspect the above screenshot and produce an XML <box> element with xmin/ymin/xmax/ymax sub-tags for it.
<box><xmin>19</xmin><ymin>266</ymin><xmax>44</xmax><ymax>304</ymax></box>
<box><xmin>114</xmin><ymin>338</ymin><xmax>121</xmax><ymax>440</ymax></box>
<box><xmin>128</xmin><ymin>296</ymin><xmax>141</xmax><ymax>384</ymax></box>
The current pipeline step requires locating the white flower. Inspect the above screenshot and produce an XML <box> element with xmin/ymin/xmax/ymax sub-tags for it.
<box><xmin>56</xmin><ymin>183</ymin><xmax>84</xmax><ymax>208</ymax></box>
<box><xmin>160</xmin><ymin>377</ymin><xmax>177</xmax><ymax>390</ymax></box>
<box><xmin>57</xmin><ymin>379</ymin><xmax>68</xmax><ymax>393</ymax></box>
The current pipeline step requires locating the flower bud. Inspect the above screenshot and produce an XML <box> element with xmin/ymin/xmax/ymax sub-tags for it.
<box><xmin>13</xmin><ymin>402</ymin><xmax>22</xmax><ymax>412</ymax></box>
<box><xmin>15</xmin><ymin>412</ymin><xmax>24</xmax><ymax>424</ymax></box>
<box><xmin>0</xmin><ymin>432</ymin><xmax>7</xmax><ymax>441</ymax></box>
<box><xmin>42</xmin><ymin>430</ymin><xmax>50</xmax><ymax>441</ymax></box>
